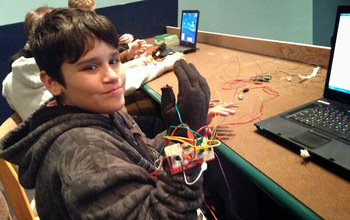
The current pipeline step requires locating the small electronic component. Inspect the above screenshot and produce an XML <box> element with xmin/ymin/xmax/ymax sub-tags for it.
<box><xmin>250</xmin><ymin>74</ymin><xmax>272</xmax><ymax>82</ymax></box>
<box><xmin>151</xmin><ymin>43</ymin><xmax>167</xmax><ymax>59</ymax></box>
<box><xmin>238</xmin><ymin>88</ymin><xmax>249</xmax><ymax>100</ymax></box>
<box><xmin>300</xmin><ymin>149</ymin><xmax>311</xmax><ymax>159</ymax></box>
<box><xmin>164</xmin><ymin>141</ymin><xmax>215</xmax><ymax>174</ymax></box>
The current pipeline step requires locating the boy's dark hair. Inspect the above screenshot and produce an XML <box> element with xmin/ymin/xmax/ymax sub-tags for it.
<box><xmin>30</xmin><ymin>8</ymin><xmax>119</xmax><ymax>85</ymax></box>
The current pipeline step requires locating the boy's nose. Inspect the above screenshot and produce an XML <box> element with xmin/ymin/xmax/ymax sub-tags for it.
<box><xmin>103</xmin><ymin>66</ymin><xmax>119</xmax><ymax>82</ymax></box>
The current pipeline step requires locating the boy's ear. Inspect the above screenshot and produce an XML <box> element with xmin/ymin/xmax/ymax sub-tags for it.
<box><xmin>40</xmin><ymin>70</ymin><xmax>63</xmax><ymax>96</ymax></box>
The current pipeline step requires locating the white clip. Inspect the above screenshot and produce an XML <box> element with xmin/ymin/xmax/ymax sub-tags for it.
<box><xmin>300</xmin><ymin>149</ymin><xmax>311</xmax><ymax>159</ymax></box>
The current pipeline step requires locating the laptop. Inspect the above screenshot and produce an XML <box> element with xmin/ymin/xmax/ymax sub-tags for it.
<box><xmin>161</xmin><ymin>10</ymin><xmax>200</xmax><ymax>56</ymax></box>
<box><xmin>254</xmin><ymin>5</ymin><xmax>350</xmax><ymax>177</ymax></box>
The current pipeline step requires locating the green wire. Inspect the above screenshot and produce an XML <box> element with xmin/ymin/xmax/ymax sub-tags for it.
<box><xmin>158</xmin><ymin>103</ymin><xmax>206</xmax><ymax>158</ymax></box>
<box><xmin>174</xmin><ymin>103</ymin><xmax>203</xmax><ymax>145</ymax></box>
<box><xmin>175</xmin><ymin>103</ymin><xmax>184</xmax><ymax>125</ymax></box>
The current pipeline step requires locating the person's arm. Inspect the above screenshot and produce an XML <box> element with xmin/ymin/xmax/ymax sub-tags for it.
<box><xmin>118</xmin><ymin>33</ymin><xmax>134</xmax><ymax>45</ymax></box>
<box><xmin>120</xmin><ymin>42</ymin><xmax>148</xmax><ymax>63</ymax></box>
<box><xmin>120</xmin><ymin>51</ymin><xmax>130</xmax><ymax>63</ymax></box>
<box><xmin>122</xmin><ymin>56</ymin><xmax>151</xmax><ymax>69</ymax></box>
<box><xmin>207</xmin><ymin>103</ymin><xmax>236</xmax><ymax>125</ymax></box>
<box><xmin>124</xmin><ymin>53</ymin><xmax>184</xmax><ymax>96</ymax></box>
<box><xmin>126</xmin><ymin>39</ymin><xmax>147</xmax><ymax>60</ymax></box>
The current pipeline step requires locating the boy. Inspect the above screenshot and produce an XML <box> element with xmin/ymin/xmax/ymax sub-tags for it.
<box><xmin>0</xmin><ymin>8</ymin><xmax>210</xmax><ymax>219</ymax></box>
<box><xmin>2</xmin><ymin>5</ymin><xmax>183</xmax><ymax>121</ymax></box>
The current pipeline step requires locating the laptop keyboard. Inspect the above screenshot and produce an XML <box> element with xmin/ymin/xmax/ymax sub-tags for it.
<box><xmin>169</xmin><ymin>45</ymin><xmax>189</xmax><ymax>52</ymax></box>
<box><xmin>286</xmin><ymin>103</ymin><xmax>350</xmax><ymax>140</ymax></box>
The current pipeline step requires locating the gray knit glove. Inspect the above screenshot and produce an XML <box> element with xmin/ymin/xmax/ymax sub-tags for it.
<box><xmin>161</xmin><ymin>59</ymin><xmax>210</xmax><ymax>136</ymax></box>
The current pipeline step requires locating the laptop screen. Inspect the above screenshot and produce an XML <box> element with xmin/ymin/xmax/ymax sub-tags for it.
<box><xmin>324</xmin><ymin>6</ymin><xmax>350</xmax><ymax>104</ymax></box>
<box><xmin>328</xmin><ymin>13</ymin><xmax>350</xmax><ymax>95</ymax></box>
<box><xmin>179</xmin><ymin>10</ymin><xmax>199</xmax><ymax>46</ymax></box>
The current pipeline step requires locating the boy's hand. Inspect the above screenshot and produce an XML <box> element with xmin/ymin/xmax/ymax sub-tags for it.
<box><xmin>161</xmin><ymin>59</ymin><xmax>210</xmax><ymax>135</ymax></box>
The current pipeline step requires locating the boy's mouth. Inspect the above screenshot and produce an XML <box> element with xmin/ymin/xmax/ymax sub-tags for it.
<box><xmin>105</xmin><ymin>85</ymin><xmax>123</xmax><ymax>95</ymax></box>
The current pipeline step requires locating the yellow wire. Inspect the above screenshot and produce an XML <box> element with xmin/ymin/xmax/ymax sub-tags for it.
<box><xmin>163</xmin><ymin>136</ymin><xmax>221</xmax><ymax>150</ymax></box>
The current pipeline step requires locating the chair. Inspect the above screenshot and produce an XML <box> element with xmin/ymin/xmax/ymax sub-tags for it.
<box><xmin>0</xmin><ymin>113</ymin><xmax>36</xmax><ymax>220</ymax></box>
<box><xmin>0</xmin><ymin>112</ymin><xmax>22</xmax><ymax>139</ymax></box>
<box><xmin>0</xmin><ymin>159</ymin><xmax>35</xmax><ymax>220</ymax></box>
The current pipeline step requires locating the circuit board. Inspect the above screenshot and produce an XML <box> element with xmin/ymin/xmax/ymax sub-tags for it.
<box><xmin>164</xmin><ymin>142</ymin><xmax>215</xmax><ymax>174</ymax></box>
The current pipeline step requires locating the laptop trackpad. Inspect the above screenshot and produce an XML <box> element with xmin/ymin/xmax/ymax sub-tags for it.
<box><xmin>291</xmin><ymin>131</ymin><xmax>331</xmax><ymax>149</ymax></box>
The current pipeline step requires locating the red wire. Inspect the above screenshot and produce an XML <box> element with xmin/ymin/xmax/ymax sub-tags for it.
<box><xmin>149</xmin><ymin>157</ymin><xmax>165</xmax><ymax>178</ymax></box>
<box><xmin>203</xmin><ymin>195</ymin><xmax>218</xmax><ymax>220</ymax></box>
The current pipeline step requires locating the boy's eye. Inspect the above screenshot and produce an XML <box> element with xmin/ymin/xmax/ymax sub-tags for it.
<box><xmin>84</xmin><ymin>64</ymin><xmax>98</xmax><ymax>71</ymax></box>
<box><xmin>110</xmin><ymin>59</ymin><xmax>119</xmax><ymax>65</ymax></box>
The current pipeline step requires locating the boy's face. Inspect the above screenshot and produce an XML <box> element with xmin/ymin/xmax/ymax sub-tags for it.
<box><xmin>43</xmin><ymin>39</ymin><xmax>126</xmax><ymax>114</ymax></box>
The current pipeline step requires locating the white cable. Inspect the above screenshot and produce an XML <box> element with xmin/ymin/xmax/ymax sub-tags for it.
<box><xmin>154</xmin><ymin>156</ymin><xmax>164</xmax><ymax>170</ymax></box>
<box><xmin>298</xmin><ymin>66</ymin><xmax>320</xmax><ymax>80</ymax></box>
<box><xmin>183</xmin><ymin>162</ymin><xmax>207</xmax><ymax>185</ymax></box>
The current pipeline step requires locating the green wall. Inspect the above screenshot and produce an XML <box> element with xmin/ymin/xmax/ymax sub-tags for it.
<box><xmin>178</xmin><ymin>0</ymin><xmax>313</xmax><ymax>45</ymax></box>
<box><xmin>0</xmin><ymin>0</ymin><xmax>142</xmax><ymax>25</ymax></box>
<box><xmin>312</xmin><ymin>0</ymin><xmax>350</xmax><ymax>47</ymax></box>
<box><xmin>178</xmin><ymin>0</ymin><xmax>350</xmax><ymax>46</ymax></box>
<box><xmin>1</xmin><ymin>0</ymin><xmax>349</xmax><ymax>46</ymax></box>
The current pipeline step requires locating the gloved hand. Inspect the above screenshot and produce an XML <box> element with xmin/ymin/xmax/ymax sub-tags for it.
<box><xmin>161</xmin><ymin>59</ymin><xmax>210</xmax><ymax>136</ymax></box>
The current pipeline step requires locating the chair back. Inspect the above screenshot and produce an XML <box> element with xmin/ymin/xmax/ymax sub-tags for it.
<box><xmin>0</xmin><ymin>113</ymin><xmax>35</xmax><ymax>220</ymax></box>
<box><xmin>0</xmin><ymin>159</ymin><xmax>35</xmax><ymax>220</ymax></box>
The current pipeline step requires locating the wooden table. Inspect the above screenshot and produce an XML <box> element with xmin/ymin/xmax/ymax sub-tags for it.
<box><xmin>143</xmin><ymin>28</ymin><xmax>350</xmax><ymax>220</ymax></box>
